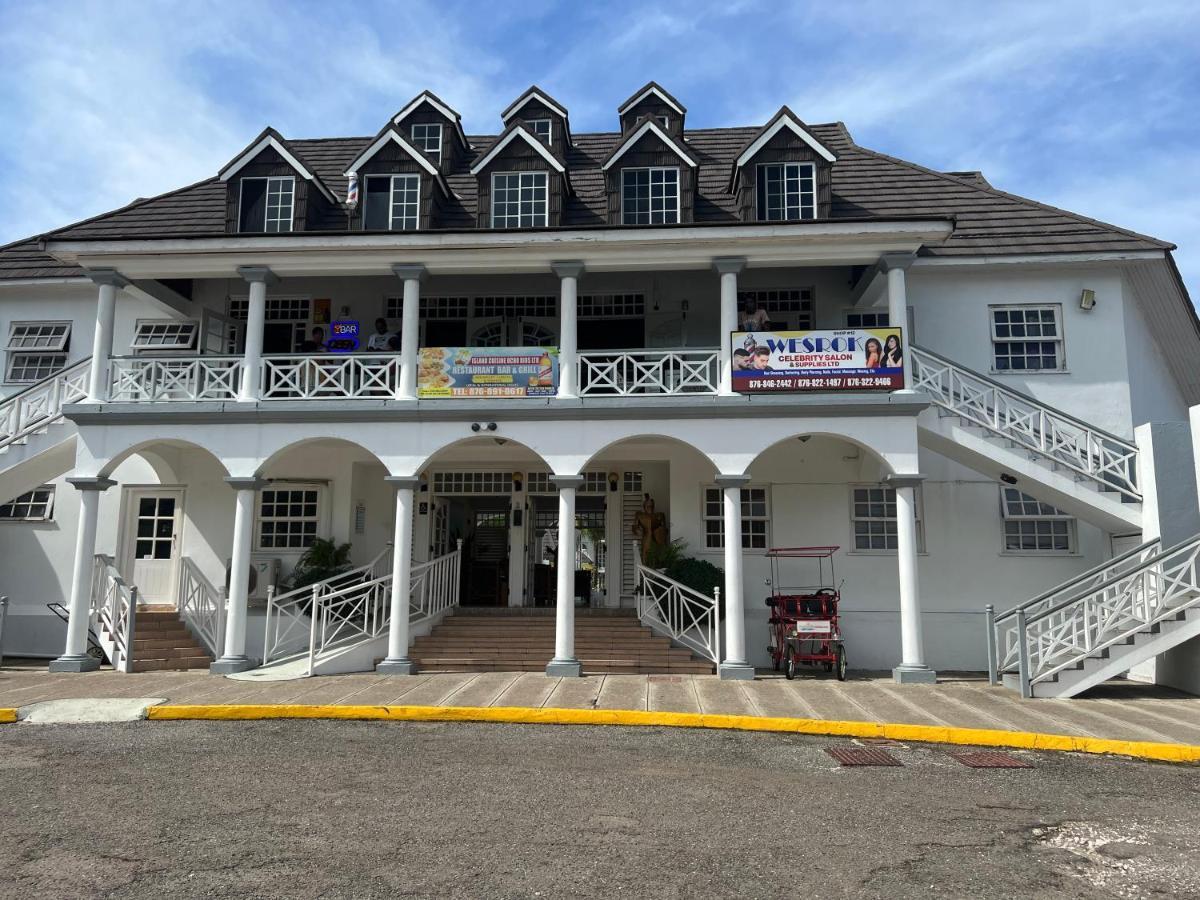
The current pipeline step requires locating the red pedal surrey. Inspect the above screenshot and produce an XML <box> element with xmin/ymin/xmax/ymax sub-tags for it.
<box><xmin>764</xmin><ymin>546</ymin><xmax>847</xmax><ymax>681</ymax></box>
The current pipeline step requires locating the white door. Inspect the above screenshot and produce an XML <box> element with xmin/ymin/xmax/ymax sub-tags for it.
<box><xmin>430</xmin><ymin>498</ymin><xmax>450</xmax><ymax>558</ymax></box>
<box><xmin>122</xmin><ymin>489</ymin><xmax>184</xmax><ymax>606</ymax></box>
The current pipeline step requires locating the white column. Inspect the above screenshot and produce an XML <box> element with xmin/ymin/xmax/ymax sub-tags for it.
<box><xmin>392</xmin><ymin>264</ymin><xmax>426</xmax><ymax>400</ymax></box>
<box><xmin>552</xmin><ymin>261</ymin><xmax>584</xmax><ymax>399</ymax></box>
<box><xmin>546</xmin><ymin>475</ymin><xmax>584</xmax><ymax>676</ymax></box>
<box><xmin>85</xmin><ymin>270</ymin><xmax>128</xmax><ymax>403</ymax></box>
<box><xmin>713</xmin><ymin>257</ymin><xmax>746</xmax><ymax>396</ymax></box>
<box><xmin>211</xmin><ymin>477</ymin><xmax>264</xmax><ymax>674</ymax></box>
<box><xmin>885</xmin><ymin>473</ymin><xmax>935</xmax><ymax>683</ymax></box>
<box><xmin>378</xmin><ymin>476</ymin><xmax>418</xmax><ymax>674</ymax></box>
<box><xmin>881</xmin><ymin>253</ymin><xmax>916</xmax><ymax>391</ymax></box>
<box><xmin>236</xmin><ymin>266</ymin><xmax>278</xmax><ymax>402</ymax></box>
<box><xmin>49</xmin><ymin>477</ymin><xmax>115</xmax><ymax>672</ymax></box>
<box><xmin>716</xmin><ymin>474</ymin><xmax>753</xmax><ymax>680</ymax></box>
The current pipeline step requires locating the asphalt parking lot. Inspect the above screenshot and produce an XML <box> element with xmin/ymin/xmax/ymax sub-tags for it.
<box><xmin>1</xmin><ymin>721</ymin><xmax>1197</xmax><ymax>899</ymax></box>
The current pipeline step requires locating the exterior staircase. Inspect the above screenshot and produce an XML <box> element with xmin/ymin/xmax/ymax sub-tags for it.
<box><xmin>130</xmin><ymin>607</ymin><xmax>214</xmax><ymax>672</ymax></box>
<box><xmin>989</xmin><ymin>534</ymin><xmax>1200</xmax><ymax>698</ymax></box>
<box><xmin>411</xmin><ymin>608</ymin><xmax>715</xmax><ymax>674</ymax></box>
<box><xmin>0</xmin><ymin>358</ymin><xmax>90</xmax><ymax>504</ymax></box>
<box><xmin>911</xmin><ymin>346</ymin><xmax>1141</xmax><ymax>532</ymax></box>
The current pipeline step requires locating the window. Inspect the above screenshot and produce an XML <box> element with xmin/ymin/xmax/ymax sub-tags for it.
<box><xmin>411</xmin><ymin>123</ymin><xmax>442</xmax><ymax>162</ymax></box>
<box><xmin>656</xmin><ymin>115</ymin><xmax>670</xmax><ymax>130</ymax></box>
<box><xmin>703</xmin><ymin>486</ymin><xmax>769</xmax><ymax>550</ymax></box>
<box><xmin>526</xmin><ymin>472</ymin><xmax>607</xmax><ymax>494</ymax></box>
<box><xmin>846</xmin><ymin>311</ymin><xmax>889</xmax><ymax>329</ymax></box>
<box><xmin>990</xmin><ymin>305</ymin><xmax>1064</xmax><ymax>371</ymax></box>
<box><xmin>474</xmin><ymin>296</ymin><xmax>557</xmax><ymax>318</ymax></box>
<box><xmin>228</xmin><ymin>296</ymin><xmax>311</xmax><ymax>351</ymax></box>
<box><xmin>579</xmin><ymin>294</ymin><xmax>645</xmax><ymax>318</ymax></box>
<box><xmin>0</xmin><ymin>485</ymin><xmax>54</xmax><ymax>522</ymax></box>
<box><xmin>363</xmin><ymin>174</ymin><xmax>420</xmax><ymax>231</ymax></box>
<box><xmin>622</xmin><ymin>167</ymin><xmax>679</xmax><ymax>225</ymax></box>
<box><xmin>5</xmin><ymin>322</ymin><xmax>70</xmax><ymax>383</ymax></box>
<box><xmin>238</xmin><ymin>176</ymin><xmax>294</xmax><ymax>233</ymax></box>
<box><xmin>756</xmin><ymin>162</ymin><xmax>816</xmax><ymax>221</ymax></box>
<box><xmin>432</xmin><ymin>472</ymin><xmax>513</xmax><ymax>495</ymax></box>
<box><xmin>491</xmin><ymin>172</ymin><xmax>548</xmax><ymax>228</ymax></box>
<box><xmin>1001</xmin><ymin>488</ymin><xmax>1075</xmax><ymax>553</ymax></box>
<box><xmin>528</xmin><ymin>119</ymin><xmax>552</xmax><ymax>144</ymax></box>
<box><xmin>737</xmin><ymin>289</ymin><xmax>814</xmax><ymax>329</ymax></box>
<box><xmin>851</xmin><ymin>485</ymin><xmax>923</xmax><ymax>552</ymax></box>
<box><xmin>130</xmin><ymin>320</ymin><xmax>199</xmax><ymax>353</ymax></box>
<box><xmin>257</xmin><ymin>486</ymin><xmax>322</xmax><ymax>550</ymax></box>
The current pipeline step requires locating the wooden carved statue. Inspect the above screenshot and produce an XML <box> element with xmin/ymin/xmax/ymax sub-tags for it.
<box><xmin>632</xmin><ymin>493</ymin><xmax>669</xmax><ymax>562</ymax></box>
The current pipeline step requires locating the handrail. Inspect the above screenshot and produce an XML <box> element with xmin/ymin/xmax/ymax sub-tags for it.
<box><xmin>0</xmin><ymin>356</ymin><xmax>91</xmax><ymax>449</ymax></box>
<box><xmin>260</xmin><ymin>354</ymin><xmax>400</xmax><ymax>400</ymax></box>
<box><xmin>634</xmin><ymin>546</ymin><xmax>721</xmax><ymax>665</ymax></box>
<box><xmin>90</xmin><ymin>554</ymin><xmax>138</xmax><ymax>673</ymax></box>
<box><xmin>409</xmin><ymin>541</ymin><xmax>463</xmax><ymax>625</ymax></box>
<box><xmin>178</xmin><ymin>557</ymin><xmax>226</xmax><ymax>658</ymax></box>
<box><xmin>1012</xmin><ymin>533</ymin><xmax>1200</xmax><ymax>693</ymax></box>
<box><xmin>579</xmin><ymin>348</ymin><xmax>719</xmax><ymax>397</ymax></box>
<box><xmin>910</xmin><ymin>344</ymin><xmax>1140</xmax><ymax>500</ymax></box>
<box><xmin>108</xmin><ymin>355</ymin><xmax>241</xmax><ymax>402</ymax></box>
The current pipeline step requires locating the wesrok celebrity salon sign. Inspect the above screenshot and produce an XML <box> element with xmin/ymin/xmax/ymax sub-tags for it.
<box><xmin>417</xmin><ymin>347</ymin><xmax>559</xmax><ymax>398</ymax></box>
<box><xmin>730</xmin><ymin>329</ymin><xmax>904</xmax><ymax>393</ymax></box>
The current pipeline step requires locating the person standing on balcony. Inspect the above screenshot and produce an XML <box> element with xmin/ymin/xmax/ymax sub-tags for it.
<box><xmin>366</xmin><ymin>318</ymin><xmax>395</xmax><ymax>352</ymax></box>
<box><xmin>741</xmin><ymin>299</ymin><xmax>769</xmax><ymax>332</ymax></box>
<box><xmin>300</xmin><ymin>327</ymin><xmax>327</xmax><ymax>353</ymax></box>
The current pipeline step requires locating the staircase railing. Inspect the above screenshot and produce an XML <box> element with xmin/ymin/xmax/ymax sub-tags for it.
<box><xmin>178</xmin><ymin>557</ymin><xmax>226</xmax><ymax>658</ymax></box>
<box><xmin>410</xmin><ymin>540</ymin><xmax>463</xmax><ymax>626</ymax></box>
<box><xmin>0</xmin><ymin>357</ymin><xmax>91</xmax><ymax>451</ymax></box>
<box><xmin>1008</xmin><ymin>533</ymin><xmax>1200</xmax><ymax>697</ymax></box>
<box><xmin>634</xmin><ymin>549</ymin><xmax>721</xmax><ymax>665</ymax></box>
<box><xmin>987</xmin><ymin>537</ymin><xmax>1161</xmax><ymax>682</ymax></box>
<box><xmin>909</xmin><ymin>345</ymin><xmax>1140</xmax><ymax>501</ymax></box>
<box><xmin>262</xmin><ymin>546</ymin><xmax>392</xmax><ymax>665</ymax></box>
<box><xmin>304</xmin><ymin>544</ymin><xmax>463</xmax><ymax>675</ymax></box>
<box><xmin>90</xmin><ymin>554</ymin><xmax>138</xmax><ymax>673</ymax></box>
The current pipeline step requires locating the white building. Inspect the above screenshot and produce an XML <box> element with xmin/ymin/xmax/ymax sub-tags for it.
<box><xmin>2</xmin><ymin>84</ymin><xmax>1199</xmax><ymax>697</ymax></box>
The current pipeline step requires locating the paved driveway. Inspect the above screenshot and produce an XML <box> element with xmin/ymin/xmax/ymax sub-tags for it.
<box><xmin>1</xmin><ymin>720</ymin><xmax>1198</xmax><ymax>899</ymax></box>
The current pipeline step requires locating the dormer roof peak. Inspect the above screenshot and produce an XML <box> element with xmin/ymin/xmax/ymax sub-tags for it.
<box><xmin>617</xmin><ymin>81</ymin><xmax>686</xmax><ymax>117</ymax></box>
<box><xmin>501</xmin><ymin>85</ymin><xmax>568</xmax><ymax>122</ymax></box>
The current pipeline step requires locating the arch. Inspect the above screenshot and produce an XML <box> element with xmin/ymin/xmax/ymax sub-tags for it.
<box><xmin>412</xmin><ymin>433</ymin><xmax>553</xmax><ymax>478</ymax></box>
<box><xmin>577</xmin><ymin>431</ymin><xmax>718</xmax><ymax>477</ymax></box>
<box><xmin>742</xmin><ymin>430</ymin><xmax>897</xmax><ymax>479</ymax></box>
<box><xmin>254</xmin><ymin>435</ymin><xmax>389</xmax><ymax>477</ymax></box>
<box><xmin>97</xmin><ymin>438</ymin><xmax>232</xmax><ymax>480</ymax></box>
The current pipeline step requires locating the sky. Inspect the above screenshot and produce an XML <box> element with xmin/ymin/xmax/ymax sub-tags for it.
<box><xmin>1</xmin><ymin>0</ymin><xmax>1198</xmax><ymax>295</ymax></box>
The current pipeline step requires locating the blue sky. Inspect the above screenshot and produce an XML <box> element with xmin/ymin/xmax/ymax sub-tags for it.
<box><xmin>1</xmin><ymin>0</ymin><xmax>1198</xmax><ymax>295</ymax></box>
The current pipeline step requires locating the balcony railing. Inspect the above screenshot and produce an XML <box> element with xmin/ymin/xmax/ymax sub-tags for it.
<box><xmin>105</xmin><ymin>348</ymin><xmax>724</xmax><ymax>402</ymax></box>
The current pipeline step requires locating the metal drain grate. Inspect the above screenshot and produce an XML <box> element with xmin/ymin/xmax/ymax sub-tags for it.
<box><xmin>948</xmin><ymin>750</ymin><xmax>1033</xmax><ymax>768</ymax></box>
<box><xmin>825</xmin><ymin>747</ymin><xmax>902</xmax><ymax>767</ymax></box>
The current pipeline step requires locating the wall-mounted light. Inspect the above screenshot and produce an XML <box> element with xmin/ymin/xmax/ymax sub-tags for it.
<box><xmin>797</xmin><ymin>435</ymin><xmax>811</xmax><ymax>443</ymax></box>
<box><xmin>1000</xmin><ymin>473</ymin><xmax>1018</xmax><ymax>485</ymax></box>
<box><xmin>512</xmin><ymin>472</ymin><xmax>524</xmax><ymax>492</ymax></box>
<box><xmin>608</xmin><ymin>471</ymin><xmax>619</xmax><ymax>492</ymax></box>
<box><xmin>1079</xmin><ymin>289</ymin><xmax>1097</xmax><ymax>311</ymax></box>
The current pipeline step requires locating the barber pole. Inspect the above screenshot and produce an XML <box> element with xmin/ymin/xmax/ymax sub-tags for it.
<box><xmin>346</xmin><ymin>173</ymin><xmax>359</xmax><ymax>207</ymax></box>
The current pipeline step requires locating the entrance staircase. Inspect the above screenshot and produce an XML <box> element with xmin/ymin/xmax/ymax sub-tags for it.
<box><xmin>410</xmin><ymin>608</ymin><xmax>715</xmax><ymax>674</ymax></box>
<box><xmin>129</xmin><ymin>608</ymin><xmax>214</xmax><ymax>672</ymax></box>
<box><xmin>0</xmin><ymin>358</ymin><xmax>90</xmax><ymax>505</ymax></box>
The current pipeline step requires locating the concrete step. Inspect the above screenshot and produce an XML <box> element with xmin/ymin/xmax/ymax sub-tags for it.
<box><xmin>132</xmin><ymin>655</ymin><xmax>213</xmax><ymax>673</ymax></box>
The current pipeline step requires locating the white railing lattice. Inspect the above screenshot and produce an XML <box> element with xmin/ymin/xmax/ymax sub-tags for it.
<box><xmin>579</xmin><ymin>348</ymin><xmax>719</xmax><ymax>396</ymax></box>
<box><xmin>635</xmin><ymin>549</ymin><xmax>721</xmax><ymax>665</ymax></box>
<box><xmin>108</xmin><ymin>356</ymin><xmax>241</xmax><ymax>401</ymax></box>
<box><xmin>90</xmin><ymin>554</ymin><xmax>138</xmax><ymax>673</ymax></box>
<box><xmin>910</xmin><ymin>345</ymin><xmax>1140</xmax><ymax>500</ymax></box>
<box><xmin>178</xmin><ymin>557</ymin><xmax>226</xmax><ymax>658</ymax></box>
<box><xmin>261</xmin><ymin>355</ymin><xmax>400</xmax><ymax>400</ymax></box>
<box><xmin>0</xmin><ymin>357</ymin><xmax>90</xmax><ymax>450</ymax></box>
<box><xmin>409</xmin><ymin>541</ymin><xmax>463</xmax><ymax>626</ymax></box>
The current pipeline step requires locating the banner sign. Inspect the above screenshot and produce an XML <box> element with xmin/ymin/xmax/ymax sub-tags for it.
<box><xmin>327</xmin><ymin>320</ymin><xmax>360</xmax><ymax>353</ymax></box>
<box><xmin>417</xmin><ymin>347</ymin><xmax>559</xmax><ymax>398</ymax></box>
<box><xmin>731</xmin><ymin>329</ymin><xmax>904</xmax><ymax>393</ymax></box>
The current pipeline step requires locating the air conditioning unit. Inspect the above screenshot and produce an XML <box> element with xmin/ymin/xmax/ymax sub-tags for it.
<box><xmin>225</xmin><ymin>557</ymin><xmax>282</xmax><ymax>604</ymax></box>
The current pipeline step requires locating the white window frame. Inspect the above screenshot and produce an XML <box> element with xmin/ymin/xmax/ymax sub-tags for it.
<box><xmin>362</xmin><ymin>173</ymin><xmax>420</xmax><ymax>231</ymax></box>
<box><xmin>989</xmin><ymin>304</ymin><xmax>1066</xmax><ymax>373</ymax></box>
<box><xmin>702</xmin><ymin>485</ymin><xmax>769</xmax><ymax>551</ymax></box>
<box><xmin>491</xmin><ymin>171</ymin><xmax>549</xmax><ymax>228</ymax></box>
<box><xmin>621</xmin><ymin>166</ymin><xmax>680</xmax><ymax>225</ymax></box>
<box><xmin>756</xmin><ymin>161</ymin><xmax>816</xmax><ymax>221</ymax></box>
<box><xmin>238</xmin><ymin>175</ymin><xmax>295</xmax><ymax>233</ymax></box>
<box><xmin>255</xmin><ymin>483</ymin><xmax>326</xmax><ymax>552</ymax></box>
<box><xmin>0</xmin><ymin>485</ymin><xmax>55</xmax><ymax>522</ymax></box>
<box><xmin>528</xmin><ymin>118</ymin><xmax>552</xmax><ymax>145</ymax></box>
<box><xmin>849</xmin><ymin>484</ymin><xmax>925</xmax><ymax>554</ymax></box>
<box><xmin>845</xmin><ymin>311</ymin><xmax>889</xmax><ymax>329</ymax></box>
<box><xmin>411</xmin><ymin>123</ymin><xmax>443</xmax><ymax>163</ymax></box>
<box><xmin>5</xmin><ymin>321</ymin><xmax>71</xmax><ymax>384</ymax></box>
<box><xmin>1000</xmin><ymin>487</ymin><xmax>1076</xmax><ymax>555</ymax></box>
<box><xmin>130</xmin><ymin>319</ymin><xmax>200</xmax><ymax>354</ymax></box>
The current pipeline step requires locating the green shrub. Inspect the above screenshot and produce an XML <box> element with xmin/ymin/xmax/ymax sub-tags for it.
<box><xmin>288</xmin><ymin>538</ymin><xmax>353</xmax><ymax>591</ymax></box>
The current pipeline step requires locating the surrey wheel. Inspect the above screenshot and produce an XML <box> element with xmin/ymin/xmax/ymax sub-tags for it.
<box><xmin>835</xmin><ymin>644</ymin><xmax>847</xmax><ymax>681</ymax></box>
<box><xmin>785</xmin><ymin>656</ymin><xmax>796</xmax><ymax>680</ymax></box>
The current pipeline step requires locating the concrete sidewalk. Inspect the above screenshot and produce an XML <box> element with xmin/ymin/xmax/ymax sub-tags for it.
<box><xmin>2</xmin><ymin>661</ymin><xmax>1199</xmax><ymax>745</ymax></box>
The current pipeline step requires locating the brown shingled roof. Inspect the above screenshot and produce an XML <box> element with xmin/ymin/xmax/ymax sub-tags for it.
<box><xmin>10</xmin><ymin>119</ymin><xmax>1169</xmax><ymax>279</ymax></box>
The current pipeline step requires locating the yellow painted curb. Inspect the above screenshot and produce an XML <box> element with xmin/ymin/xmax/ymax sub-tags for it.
<box><xmin>0</xmin><ymin>708</ymin><xmax>16</xmax><ymax>724</ymax></box>
<box><xmin>146</xmin><ymin>703</ymin><xmax>1200</xmax><ymax>764</ymax></box>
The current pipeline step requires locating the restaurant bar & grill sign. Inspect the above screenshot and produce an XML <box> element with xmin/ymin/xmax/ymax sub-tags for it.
<box><xmin>418</xmin><ymin>347</ymin><xmax>559</xmax><ymax>398</ymax></box>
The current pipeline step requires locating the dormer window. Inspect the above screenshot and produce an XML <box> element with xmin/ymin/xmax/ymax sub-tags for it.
<box><xmin>528</xmin><ymin>119</ymin><xmax>552</xmax><ymax>145</ymax></box>
<box><xmin>238</xmin><ymin>175</ymin><xmax>294</xmax><ymax>233</ymax></box>
<box><xmin>622</xmin><ymin>167</ymin><xmax>679</xmax><ymax>225</ymax></box>
<box><xmin>411</xmin><ymin>123</ymin><xmax>442</xmax><ymax>163</ymax></box>
<box><xmin>656</xmin><ymin>115</ymin><xmax>669</xmax><ymax>130</ymax></box>
<box><xmin>492</xmin><ymin>172</ymin><xmax>548</xmax><ymax>227</ymax></box>
<box><xmin>362</xmin><ymin>174</ymin><xmax>420</xmax><ymax>231</ymax></box>
<box><xmin>756</xmin><ymin>162</ymin><xmax>815</xmax><ymax>221</ymax></box>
